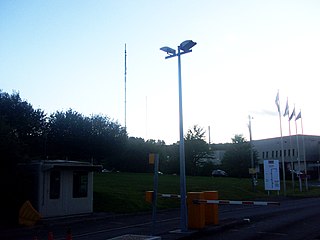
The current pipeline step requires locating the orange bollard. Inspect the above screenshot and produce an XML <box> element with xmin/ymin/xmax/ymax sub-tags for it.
<box><xmin>66</xmin><ymin>227</ymin><xmax>72</xmax><ymax>240</ymax></box>
<box><xmin>187</xmin><ymin>192</ymin><xmax>205</xmax><ymax>229</ymax></box>
<box><xmin>48</xmin><ymin>231</ymin><xmax>54</xmax><ymax>240</ymax></box>
<box><xmin>145</xmin><ymin>191</ymin><xmax>154</xmax><ymax>203</ymax></box>
<box><xmin>203</xmin><ymin>191</ymin><xmax>219</xmax><ymax>225</ymax></box>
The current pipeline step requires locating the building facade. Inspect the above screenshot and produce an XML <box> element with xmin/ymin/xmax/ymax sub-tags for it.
<box><xmin>253</xmin><ymin>135</ymin><xmax>320</xmax><ymax>178</ymax></box>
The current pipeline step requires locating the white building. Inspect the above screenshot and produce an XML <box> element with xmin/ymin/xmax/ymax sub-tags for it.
<box><xmin>253</xmin><ymin>135</ymin><xmax>320</xmax><ymax>178</ymax></box>
<box><xmin>18</xmin><ymin>160</ymin><xmax>102</xmax><ymax>218</ymax></box>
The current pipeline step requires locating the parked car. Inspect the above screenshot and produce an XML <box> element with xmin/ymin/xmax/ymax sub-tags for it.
<box><xmin>289</xmin><ymin>170</ymin><xmax>303</xmax><ymax>178</ymax></box>
<box><xmin>289</xmin><ymin>170</ymin><xmax>309</xmax><ymax>179</ymax></box>
<box><xmin>212</xmin><ymin>169</ymin><xmax>228</xmax><ymax>177</ymax></box>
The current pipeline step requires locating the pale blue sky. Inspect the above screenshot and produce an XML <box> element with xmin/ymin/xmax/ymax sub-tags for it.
<box><xmin>1</xmin><ymin>0</ymin><xmax>320</xmax><ymax>144</ymax></box>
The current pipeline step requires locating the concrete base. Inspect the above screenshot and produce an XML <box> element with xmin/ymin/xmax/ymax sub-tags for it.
<box><xmin>169</xmin><ymin>229</ymin><xmax>196</xmax><ymax>234</ymax></box>
<box><xmin>107</xmin><ymin>234</ymin><xmax>161</xmax><ymax>240</ymax></box>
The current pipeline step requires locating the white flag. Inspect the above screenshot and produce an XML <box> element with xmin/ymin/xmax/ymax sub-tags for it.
<box><xmin>289</xmin><ymin>108</ymin><xmax>295</xmax><ymax>121</ymax></box>
<box><xmin>275</xmin><ymin>91</ymin><xmax>280</xmax><ymax>113</ymax></box>
<box><xmin>296</xmin><ymin>111</ymin><xmax>301</xmax><ymax>121</ymax></box>
<box><xmin>283</xmin><ymin>98</ymin><xmax>289</xmax><ymax>117</ymax></box>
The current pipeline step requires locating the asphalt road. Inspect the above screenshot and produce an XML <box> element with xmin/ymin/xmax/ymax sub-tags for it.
<box><xmin>3</xmin><ymin>197</ymin><xmax>320</xmax><ymax>240</ymax></box>
<box><xmin>200</xmin><ymin>197</ymin><xmax>320</xmax><ymax>240</ymax></box>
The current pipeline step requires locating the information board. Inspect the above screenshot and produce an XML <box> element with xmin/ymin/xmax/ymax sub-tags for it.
<box><xmin>263</xmin><ymin>160</ymin><xmax>280</xmax><ymax>191</ymax></box>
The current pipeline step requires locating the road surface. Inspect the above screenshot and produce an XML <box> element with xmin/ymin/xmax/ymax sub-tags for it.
<box><xmin>4</xmin><ymin>197</ymin><xmax>320</xmax><ymax>240</ymax></box>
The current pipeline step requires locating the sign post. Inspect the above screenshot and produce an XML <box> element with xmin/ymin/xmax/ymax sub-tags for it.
<box><xmin>149</xmin><ymin>153</ymin><xmax>159</xmax><ymax>236</ymax></box>
<box><xmin>264</xmin><ymin>160</ymin><xmax>280</xmax><ymax>194</ymax></box>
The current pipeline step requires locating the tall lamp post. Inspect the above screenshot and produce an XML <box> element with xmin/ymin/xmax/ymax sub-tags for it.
<box><xmin>160</xmin><ymin>40</ymin><xmax>197</xmax><ymax>232</ymax></box>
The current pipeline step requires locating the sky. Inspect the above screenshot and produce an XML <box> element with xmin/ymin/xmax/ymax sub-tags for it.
<box><xmin>1</xmin><ymin>0</ymin><xmax>320</xmax><ymax>144</ymax></box>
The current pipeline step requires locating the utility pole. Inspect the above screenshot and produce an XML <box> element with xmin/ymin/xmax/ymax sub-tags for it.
<box><xmin>248</xmin><ymin>115</ymin><xmax>255</xmax><ymax>192</ymax></box>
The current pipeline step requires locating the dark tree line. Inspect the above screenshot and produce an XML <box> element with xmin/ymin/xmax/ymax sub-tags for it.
<box><xmin>0</xmin><ymin>91</ymin><xmax>215</xmax><ymax>175</ymax></box>
<box><xmin>0</xmin><ymin>90</ymin><xmax>259</xmax><ymax>225</ymax></box>
<box><xmin>0</xmin><ymin>90</ymin><xmax>258</xmax><ymax>176</ymax></box>
<box><xmin>221</xmin><ymin>134</ymin><xmax>259</xmax><ymax>178</ymax></box>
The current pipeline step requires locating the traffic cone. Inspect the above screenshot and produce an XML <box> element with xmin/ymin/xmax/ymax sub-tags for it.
<box><xmin>48</xmin><ymin>230</ymin><xmax>54</xmax><ymax>240</ymax></box>
<box><xmin>66</xmin><ymin>227</ymin><xmax>72</xmax><ymax>240</ymax></box>
<box><xmin>33</xmin><ymin>231</ymin><xmax>39</xmax><ymax>240</ymax></box>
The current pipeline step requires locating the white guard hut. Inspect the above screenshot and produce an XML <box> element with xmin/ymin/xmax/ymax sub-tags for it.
<box><xmin>19</xmin><ymin>160</ymin><xmax>102</xmax><ymax>218</ymax></box>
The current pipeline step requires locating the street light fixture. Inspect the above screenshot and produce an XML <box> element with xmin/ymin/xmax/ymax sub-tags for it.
<box><xmin>160</xmin><ymin>40</ymin><xmax>197</xmax><ymax>232</ymax></box>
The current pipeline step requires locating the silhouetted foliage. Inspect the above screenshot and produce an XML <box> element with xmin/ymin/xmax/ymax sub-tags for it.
<box><xmin>46</xmin><ymin>110</ymin><xmax>128</xmax><ymax>166</ymax></box>
<box><xmin>0</xmin><ymin>90</ymin><xmax>47</xmax><ymax>225</ymax></box>
<box><xmin>185</xmin><ymin>125</ymin><xmax>211</xmax><ymax>175</ymax></box>
<box><xmin>221</xmin><ymin>134</ymin><xmax>258</xmax><ymax>178</ymax></box>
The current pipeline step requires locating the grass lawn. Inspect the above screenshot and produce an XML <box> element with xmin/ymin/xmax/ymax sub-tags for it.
<box><xmin>93</xmin><ymin>172</ymin><xmax>320</xmax><ymax>213</ymax></box>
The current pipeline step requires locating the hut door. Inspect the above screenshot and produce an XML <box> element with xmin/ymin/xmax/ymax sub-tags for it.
<box><xmin>45</xmin><ymin>170</ymin><xmax>65</xmax><ymax>216</ymax></box>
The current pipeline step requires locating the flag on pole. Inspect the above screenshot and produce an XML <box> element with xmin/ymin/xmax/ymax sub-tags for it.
<box><xmin>296</xmin><ymin>110</ymin><xmax>301</xmax><ymax>121</ymax></box>
<box><xmin>289</xmin><ymin>107</ymin><xmax>295</xmax><ymax>121</ymax></box>
<box><xmin>283</xmin><ymin>98</ymin><xmax>289</xmax><ymax>117</ymax></box>
<box><xmin>275</xmin><ymin>91</ymin><xmax>280</xmax><ymax>113</ymax></box>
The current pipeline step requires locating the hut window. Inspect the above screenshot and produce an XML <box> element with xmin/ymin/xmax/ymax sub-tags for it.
<box><xmin>73</xmin><ymin>171</ymin><xmax>88</xmax><ymax>198</ymax></box>
<box><xmin>50</xmin><ymin>171</ymin><xmax>60</xmax><ymax>199</ymax></box>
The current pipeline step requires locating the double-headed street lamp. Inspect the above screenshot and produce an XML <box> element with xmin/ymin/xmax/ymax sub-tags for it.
<box><xmin>160</xmin><ymin>40</ymin><xmax>197</xmax><ymax>232</ymax></box>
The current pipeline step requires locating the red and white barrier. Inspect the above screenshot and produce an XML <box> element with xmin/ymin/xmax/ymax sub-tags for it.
<box><xmin>194</xmin><ymin>199</ymin><xmax>280</xmax><ymax>206</ymax></box>
<box><xmin>158</xmin><ymin>193</ymin><xmax>181</xmax><ymax>198</ymax></box>
<box><xmin>149</xmin><ymin>192</ymin><xmax>280</xmax><ymax>206</ymax></box>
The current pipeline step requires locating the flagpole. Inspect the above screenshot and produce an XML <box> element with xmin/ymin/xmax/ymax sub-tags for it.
<box><xmin>285</xmin><ymin>98</ymin><xmax>295</xmax><ymax>190</ymax></box>
<box><xmin>294</xmin><ymin>112</ymin><xmax>302</xmax><ymax>192</ymax></box>
<box><xmin>299</xmin><ymin>110</ymin><xmax>308</xmax><ymax>191</ymax></box>
<box><xmin>275</xmin><ymin>91</ymin><xmax>286</xmax><ymax>196</ymax></box>
<box><xmin>288</xmin><ymin>119</ymin><xmax>295</xmax><ymax>190</ymax></box>
<box><xmin>279</xmin><ymin>112</ymin><xmax>286</xmax><ymax>196</ymax></box>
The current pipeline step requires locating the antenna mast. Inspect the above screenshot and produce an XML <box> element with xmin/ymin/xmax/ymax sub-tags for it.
<box><xmin>124</xmin><ymin>44</ymin><xmax>127</xmax><ymax>130</ymax></box>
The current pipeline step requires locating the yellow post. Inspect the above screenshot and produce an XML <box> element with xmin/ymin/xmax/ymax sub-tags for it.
<box><xmin>145</xmin><ymin>191</ymin><xmax>153</xmax><ymax>203</ymax></box>
<box><xmin>203</xmin><ymin>191</ymin><xmax>219</xmax><ymax>225</ymax></box>
<box><xmin>187</xmin><ymin>192</ymin><xmax>205</xmax><ymax>229</ymax></box>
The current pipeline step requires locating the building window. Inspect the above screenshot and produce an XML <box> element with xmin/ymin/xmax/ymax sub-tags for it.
<box><xmin>271</xmin><ymin>151</ymin><xmax>274</xmax><ymax>158</ymax></box>
<box><xmin>50</xmin><ymin>171</ymin><xmax>60</xmax><ymax>199</ymax></box>
<box><xmin>262</xmin><ymin>152</ymin><xmax>265</xmax><ymax>159</ymax></box>
<box><xmin>292</xmin><ymin>149</ymin><xmax>295</xmax><ymax>157</ymax></box>
<box><xmin>288</xmin><ymin>149</ymin><xmax>291</xmax><ymax>157</ymax></box>
<box><xmin>266</xmin><ymin>151</ymin><xmax>269</xmax><ymax>158</ymax></box>
<box><xmin>73</xmin><ymin>171</ymin><xmax>88</xmax><ymax>198</ymax></box>
<box><xmin>276</xmin><ymin>151</ymin><xmax>278</xmax><ymax>158</ymax></box>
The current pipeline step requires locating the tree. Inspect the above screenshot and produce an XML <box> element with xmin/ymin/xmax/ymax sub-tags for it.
<box><xmin>90</xmin><ymin>114</ymin><xmax>127</xmax><ymax>166</ymax></box>
<box><xmin>0</xmin><ymin>91</ymin><xmax>47</xmax><ymax>161</ymax></box>
<box><xmin>221</xmin><ymin>134</ymin><xmax>258</xmax><ymax>178</ymax></box>
<box><xmin>47</xmin><ymin>110</ymin><xmax>127</xmax><ymax>162</ymax></box>
<box><xmin>159</xmin><ymin>143</ymin><xmax>179</xmax><ymax>174</ymax></box>
<box><xmin>0</xmin><ymin>91</ymin><xmax>47</xmax><ymax>225</ymax></box>
<box><xmin>46</xmin><ymin>109</ymin><xmax>91</xmax><ymax>160</ymax></box>
<box><xmin>184</xmin><ymin>125</ymin><xmax>211</xmax><ymax>175</ymax></box>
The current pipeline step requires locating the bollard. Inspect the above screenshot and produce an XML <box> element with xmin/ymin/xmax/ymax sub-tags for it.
<box><xmin>187</xmin><ymin>192</ymin><xmax>205</xmax><ymax>229</ymax></box>
<box><xmin>48</xmin><ymin>230</ymin><xmax>54</xmax><ymax>240</ymax></box>
<box><xmin>145</xmin><ymin>191</ymin><xmax>153</xmax><ymax>203</ymax></box>
<box><xmin>66</xmin><ymin>227</ymin><xmax>72</xmax><ymax>240</ymax></box>
<box><xmin>203</xmin><ymin>191</ymin><xmax>219</xmax><ymax>225</ymax></box>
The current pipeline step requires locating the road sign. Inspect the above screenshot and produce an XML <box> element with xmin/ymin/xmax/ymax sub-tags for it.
<box><xmin>264</xmin><ymin>160</ymin><xmax>280</xmax><ymax>191</ymax></box>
